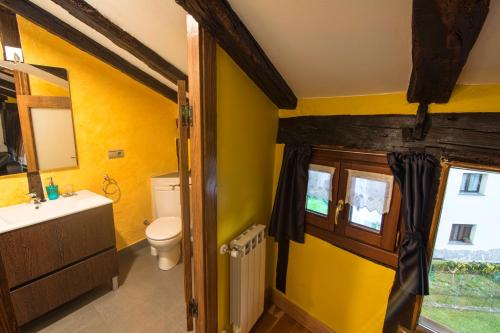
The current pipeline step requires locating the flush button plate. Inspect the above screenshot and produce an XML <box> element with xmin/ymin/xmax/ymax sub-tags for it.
<box><xmin>108</xmin><ymin>149</ymin><xmax>125</xmax><ymax>159</ymax></box>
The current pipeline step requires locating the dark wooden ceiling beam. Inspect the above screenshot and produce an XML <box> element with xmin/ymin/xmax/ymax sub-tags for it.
<box><xmin>0</xmin><ymin>78</ymin><xmax>15</xmax><ymax>90</ymax></box>
<box><xmin>32</xmin><ymin>64</ymin><xmax>68</xmax><ymax>80</ymax></box>
<box><xmin>176</xmin><ymin>0</ymin><xmax>297</xmax><ymax>109</ymax></box>
<box><xmin>407</xmin><ymin>0</ymin><xmax>490</xmax><ymax>103</ymax></box>
<box><xmin>0</xmin><ymin>0</ymin><xmax>177</xmax><ymax>102</ymax></box>
<box><xmin>0</xmin><ymin>85</ymin><xmax>15</xmax><ymax>98</ymax></box>
<box><xmin>51</xmin><ymin>0</ymin><xmax>187</xmax><ymax>87</ymax></box>
<box><xmin>0</xmin><ymin>6</ymin><xmax>21</xmax><ymax>57</ymax></box>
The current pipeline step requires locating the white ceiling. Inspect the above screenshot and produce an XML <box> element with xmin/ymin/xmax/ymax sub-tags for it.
<box><xmin>25</xmin><ymin>0</ymin><xmax>500</xmax><ymax>99</ymax></box>
<box><xmin>28</xmin><ymin>0</ymin><xmax>188</xmax><ymax>92</ymax></box>
<box><xmin>228</xmin><ymin>0</ymin><xmax>500</xmax><ymax>98</ymax></box>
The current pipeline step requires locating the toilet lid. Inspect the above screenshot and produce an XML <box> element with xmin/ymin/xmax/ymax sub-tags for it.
<box><xmin>146</xmin><ymin>217</ymin><xmax>182</xmax><ymax>240</ymax></box>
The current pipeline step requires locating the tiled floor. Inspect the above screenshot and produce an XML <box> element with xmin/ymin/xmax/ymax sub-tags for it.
<box><xmin>22</xmin><ymin>245</ymin><xmax>188</xmax><ymax>333</ymax></box>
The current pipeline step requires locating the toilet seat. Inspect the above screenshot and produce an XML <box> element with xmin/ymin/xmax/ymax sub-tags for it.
<box><xmin>146</xmin><ymin>217</ymin><xmax>182</xmax><ymax>241</ymax></box>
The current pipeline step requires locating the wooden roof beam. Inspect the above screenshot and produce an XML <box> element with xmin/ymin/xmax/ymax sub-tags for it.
<box><xmin>407</xmin><ymin>0</ymin><xmax>490</xmax><ymax>104</ymax></box>
<box><xmin>0</xmin><ymin>78</ymin><xmax>14</xmax><ymax>91</ymax></box>
<box><xmin>0</xmin><ymin>86</ymin><xmax>15</xmax><ymax>98</ymax></box>
<box><xmin>0</xmin><ymin>0</ymin><xmax>177</xmax><ymax>102</ymax></box>
<box><xmin>176</xmin><ymin>0</ymin><xmax>297</xmax><ymax>109</ymax></box>
<box><xmin>51</xmin><ymin>0</ymin><xmax>187</xmax><ymax>88</ymax></box>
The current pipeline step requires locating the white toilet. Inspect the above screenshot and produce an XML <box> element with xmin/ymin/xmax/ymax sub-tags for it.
<box><xmin>146</xmin><ymin>173</ymin><xmax>184</xmax><ymax>270</ymax></box>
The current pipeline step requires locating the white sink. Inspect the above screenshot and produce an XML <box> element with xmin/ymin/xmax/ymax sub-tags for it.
<box><xmin>0</xmin><ymin>190</ymin><xmax>113</xmax><ymax>234</ymax></box>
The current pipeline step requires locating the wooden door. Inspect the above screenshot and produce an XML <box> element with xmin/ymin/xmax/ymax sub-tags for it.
<box><xmin>177</xmin><ymin>80</ymin><xmax>194</xmax><ymax>331</ymax></box>
<box><xmin>185</xmin><ymin>17</ymin><xmax>218</xmax><ymax>333</ymax></box>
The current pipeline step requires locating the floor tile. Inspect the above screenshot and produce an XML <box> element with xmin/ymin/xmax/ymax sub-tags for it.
<box><xmin>21</xmin><ymin>245</ymin><xmax>187</xmax><ymax>333</ymax></box>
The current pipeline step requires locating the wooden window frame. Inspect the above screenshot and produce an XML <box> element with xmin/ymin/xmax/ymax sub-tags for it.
<box><xmin>304</xmin><ymin>147</ymin><xmax>402</xmax><ymax>268</ymax></box>
<box><xmin>411</xmin><ymin>161</ymin><xmax>500</xmax><ymax>333</ymax></box>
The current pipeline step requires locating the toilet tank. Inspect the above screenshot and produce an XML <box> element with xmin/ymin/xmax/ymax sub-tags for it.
<box><xmin>151</xmin><ymin>173</ymin><xmax>182</xmax><ymax>219</ymax></box>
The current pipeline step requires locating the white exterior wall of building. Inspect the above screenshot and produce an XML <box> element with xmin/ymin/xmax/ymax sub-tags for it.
<box><xmin>434</xmin><ymin>168</ymin><xmax>500</xmax><ymax>254</ymax></box>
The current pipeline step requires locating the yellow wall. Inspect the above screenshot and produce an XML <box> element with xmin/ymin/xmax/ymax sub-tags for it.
<box><xmin>280</xmin><ymin>84</ymin><xmax>500</xmax><ymax>118</ymax></box>
<box><xmin>216</xmin><ymin>46</ymin><xmax>279</xmax><ymax>331</ymax></box>
<box><xmin>29</xmin><ymin>74</ymin><xmax>70</xmax><ymax>97</ymax></box>
<box><xmin>272</xmin><ymin>85</ymin><xmax>500</xmax><ymax>332</ymax></box>
<box><xmin>0</xmin><ymin>17</ymin><xmax>179</xmax><ymax>250</ymax></box>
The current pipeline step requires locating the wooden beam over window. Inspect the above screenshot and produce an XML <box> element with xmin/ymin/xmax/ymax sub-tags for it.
<box><xmin>407</xmin><ymin>0</ymin><xmax>490</xmax><ymax>103</ymax></box>
<box><xmin>176</xmin><ymin>0</ymin><xmax>297</xmax><ymax>109</ymax></box>
<box><xmin>278</xmin><ymin>113</ymin><xmax>500</xmax><ymax>166</ymax></box>
<box><xmin>51</xmin><ymin>0</ymin><xmax>187</xmax><ymax>87</ymax></box>
<box><xmin>0</xmin><ymin>0</ymin><xmax>178</xmax><ymax>102</ymax></box>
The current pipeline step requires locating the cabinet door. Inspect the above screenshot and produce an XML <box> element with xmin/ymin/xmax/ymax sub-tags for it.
<box><xmin>61</xmin><ymin>205</ymin><xmax>115</xmax><ymax>265</ymax></box>
<box><xmin>0</xmin><ymin>220</ymin><xmax>63</xmax><ymax>289</ymax></box>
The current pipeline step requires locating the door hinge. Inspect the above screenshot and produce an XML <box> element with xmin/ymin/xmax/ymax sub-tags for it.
<box><xmin>181</xmin><ymin>103</ymin><xmax>193</xmax><ymax>127</ymax></box>
<box><xmin>189</xmin><ymin>298</ymin><xmax>198</xmax><ymax>318</ymax></box>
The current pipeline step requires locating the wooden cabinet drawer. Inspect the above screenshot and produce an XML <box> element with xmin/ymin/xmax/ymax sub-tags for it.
<box><xmin>10</xmin><ymin>248</ymin><xmax>117</xmax><ymax>325</ymax></box>
<box><xmin>61</xmin><ymin>205</ymin><xmax>115</xmax><ymax>264</ymax></box>
<box><xmin>0</xmin><ymin>204</ymin><xmax>115</xmax><ymax>288</ymax></box>
<box><xmin>0</xmin><ymin>218</ymin><xmax>63</xmax><ymax>289</ymax></box>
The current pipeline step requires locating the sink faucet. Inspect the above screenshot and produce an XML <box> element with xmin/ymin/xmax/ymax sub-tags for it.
<box><xmin>27</xmin><ymin>192</ymin><xmax>42</xmax><ymax>208</ymax></box>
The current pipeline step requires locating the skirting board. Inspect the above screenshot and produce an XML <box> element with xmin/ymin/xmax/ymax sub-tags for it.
<box><xmin>271</xmin><ymin>289</ymin><xmax>336</xmax><ymax>333</ymax></box>
<box><xmin>117</xmin><ymin>238</ymin><xmax>149</xmax><ymax>256</ymax></box>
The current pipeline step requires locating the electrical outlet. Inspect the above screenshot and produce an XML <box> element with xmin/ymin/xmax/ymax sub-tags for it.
<box><xmin>108</xmin><ymin>149</ymin><xmax>125</xmax><ymax>159</ymax></box>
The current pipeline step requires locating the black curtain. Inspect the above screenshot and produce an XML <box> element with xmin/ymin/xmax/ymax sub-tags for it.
<box><xmin>383</xmin><ymin>152</ymin><xmax>438</xmax><ymax>332</ymax></box>
<box><xmin>269</xmin><ymin>143</ymin><xmax>311</xmax><ymax>292</ymax></box>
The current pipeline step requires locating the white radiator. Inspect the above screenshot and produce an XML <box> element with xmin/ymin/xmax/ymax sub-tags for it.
<box><xmin>230</xmin><ymin>224</ymin><xmax>267</xmax><ymax>333</ymax></box>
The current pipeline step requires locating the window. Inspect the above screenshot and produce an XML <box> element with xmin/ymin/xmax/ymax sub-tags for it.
<box><xmin>345</xmin><ymin>170</ymin><xmax>393</xmax><ymax>232</ymax></box>
<box><xmin>449</xmin><ymin>224</ymin><xmax>475</xmax><ymax>244</ymax></box>
<box><xmin>306</xmin><ymin>165</ymin><xmax>334</xmax><ymax>216</ymax></box>
<box><xmin>460</xmin><ymin>173</ymin><xmax>483</xmax><ymax>193</ymax></box>
<box><xmin>418</xmin><ymin>166</ymin><xmax>500</xmax><ymax>333</ymax></box>
<box><xmin>304</xmin><ymin>149</ymin><xmax>402</xmax><ymax>267</ymax></box>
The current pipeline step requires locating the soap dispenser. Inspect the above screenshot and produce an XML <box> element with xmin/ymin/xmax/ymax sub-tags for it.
<box><xmin>45</xmin><ymin>177</ymin><xmax>59</xmax><ymax>200</ymax></box>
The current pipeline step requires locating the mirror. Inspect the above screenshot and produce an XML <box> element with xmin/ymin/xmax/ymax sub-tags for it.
<box><xmin>0</xmin><ymin>61</ymin><xmax>77</xmax><ymax>176</ymax></box>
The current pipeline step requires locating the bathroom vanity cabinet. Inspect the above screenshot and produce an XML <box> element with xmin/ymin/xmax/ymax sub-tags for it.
<box><xmin>0</xmin><ymin>203</ymin><xmax>118</xmax><ymax>326</ymax></box>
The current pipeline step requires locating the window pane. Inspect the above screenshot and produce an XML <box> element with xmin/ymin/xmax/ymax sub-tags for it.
<box><xmin>460</xmin><ymin>173</ymin><xmax>483</xmax><ymax>193</ymax></box>
<box><xmin>349</xmin><ymin>206</ymin><xmax>383</xmax><ymax>231</ymax></box>
<box><xmin>420</xmin><ymin>167</ymin><xmax>500</xmax><ymax>333</ymax></box>
<box><xmin>347</xmin><ymin>175</ymin><xmax>390</xmax><ymax>232</ymax></box>
<box><xmin>306</xmin><ymin>168</ymin><xmax>333</xmax><ymax>216</ymax></box>
<box><xmin>449</xmin><ymin>224</ymin><xmax>475</xmax><ymax>244</ymax></box>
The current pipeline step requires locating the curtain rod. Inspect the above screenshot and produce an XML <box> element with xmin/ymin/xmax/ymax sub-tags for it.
<box><xmin>311</xmin><ymin>145</ymin><xmax>387</xmax><ymax>157</ymax></box>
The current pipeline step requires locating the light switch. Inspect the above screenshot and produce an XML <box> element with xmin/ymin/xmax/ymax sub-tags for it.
<box><xmin>108</xmin><ymin>149</ymin><xmax>125</xmax><ymax>159</ymax></box>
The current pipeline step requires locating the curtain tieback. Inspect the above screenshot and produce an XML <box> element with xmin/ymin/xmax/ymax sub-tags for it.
<box><xmin>404</xmin><ymin>231</ymin><xmax>423</xmax><ymax>242</ymax></box>
<box><xmin>402</xmin><ymin>231</ymin><xmax>426</xmax><ymax>249</ymax></box>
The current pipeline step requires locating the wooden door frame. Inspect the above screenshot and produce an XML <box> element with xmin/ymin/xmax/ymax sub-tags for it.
<box><xmin>186</xmin><ymin>16</ymin><xmax>218</xmax><ymax>333</ymax></box>
<box><xmin>177</xmin><ymin>80</ymin><xmax>194</xmax><ymax>331</ymax></box>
